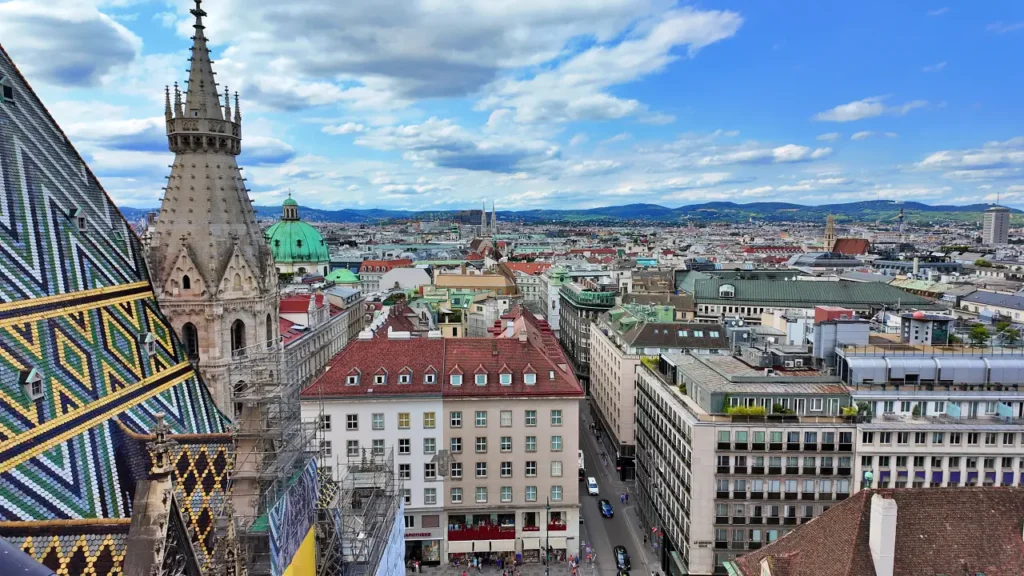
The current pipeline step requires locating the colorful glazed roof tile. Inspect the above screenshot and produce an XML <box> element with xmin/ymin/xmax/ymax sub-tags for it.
<box><xmin>0</xmin><ymin>39</ymin><xmax>229</xmax><ymax>573</ymax></box>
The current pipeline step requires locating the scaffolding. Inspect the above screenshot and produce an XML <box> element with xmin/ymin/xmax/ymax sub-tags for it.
<box><xmin>228</xmin><ymin>340</ymin><xmax>318</xmax><ymax>575</ymax></box>
<box><xmin>316</xmin><ymin>446</ymin><xmax>402</xmax><ymax>576</ymax></box>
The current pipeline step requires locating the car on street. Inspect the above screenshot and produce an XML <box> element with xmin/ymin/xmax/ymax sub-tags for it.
<box><xmin>586</xmin><ymin>477</ymin><xmax>599</xmax><ymax>495</ymax></box>
<box><xmin>614</xmin><ymin>546</ymin><xmax>631</xmax><ymax>571</ymax></box>
<box><xmin>598</xmin><ymin>499</ymin><xmax>614</xmax><ymax>517</ymax></box>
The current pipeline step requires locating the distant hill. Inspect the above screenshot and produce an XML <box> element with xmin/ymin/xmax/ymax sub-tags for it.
<box><xmin>118</xmin><ymin>199</ymin><xmax>1014</xmax><ymax>225</ymax></box>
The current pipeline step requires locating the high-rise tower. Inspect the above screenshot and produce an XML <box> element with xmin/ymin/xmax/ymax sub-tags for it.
<box><xmin>823</xmin><ymin>213</ymin><xmax>837</xmax><ymax>251</ymax></box>
<box><xmin>148</xmin><ymin>0</ymin><xmax>279</xmax><ymax>413</ymax></box>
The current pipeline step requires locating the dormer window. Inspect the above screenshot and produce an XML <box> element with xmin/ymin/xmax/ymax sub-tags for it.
<box><xmin>22</xmin><ymin>368</ymin><xmax>43</xmax><ymax>400</ymax></box>
<box><xmin>719</xmin><ymin>284</ymin><xmax>736</xmax><ymax>299</ymax></box>
<box><xmin>141</xmin><ymin>332</ymin><xmax>157</xmax><ymax>356</ymax></box>
<box><xmin>475</xmin><ymin>374</ymin><xmax>487</xmax><ymax>386</ymax></box>
<box><xmin>425</xmin><ymin>373</ymin><xmax>436</xmax><ymax>384</ymax></box>
<box><xmin>399</xmin><ymin>373</ymin><xmax>411</xmax><ymax>384</ymax></box>
<box><xmin>524</xmin><ymin>372</ymin><xmax>537</xmax><ymax>385</ymax></box>
<box><xmin>70</xmin><ymin>207</ymin><xmax>86</xmax><ymax>232</ymax></box>
<box><xmin>0</xmin><ymin>76</ymin><xmax>13</xmax><ymax>104</ymax></box>
<box><xmin>500</xmin><ymin>373</ymin><xmax>512</xmax><ymax>386</ymax></box>
<box><xmin>374</xmin><ymin>374</ymin><xmax>387</xmax><ymax>385</ymax></box>
<box><xmin>451</xmin><ymin>374</ymin><xmax>463</xmax><ymax>386</ymax></box>
<box><xmin>549</xmin><ymin>370</ymin><xmax>556</xmax><ymax>380</ymax></box>
<box><xmin>346</xmin><ymin>375</ymin><xmax>359</xmax><ymax>386</ymax></box>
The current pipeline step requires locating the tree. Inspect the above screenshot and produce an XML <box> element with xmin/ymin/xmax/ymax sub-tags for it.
<box><xmin>969</xmin><ymin>325</ymin><xmax>991</xmax><ymax>347</ymax></box>
<box><xmin>975</xmin><ymin>258</ymin><xmax>993</xmax><ymax>268</ymax></box>
<box><xmin>1002</xmin><ymin>327</ymin><xmax>1022</xmax><ymax>348</ymax></box>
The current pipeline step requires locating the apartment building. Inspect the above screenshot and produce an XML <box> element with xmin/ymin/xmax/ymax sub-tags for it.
<box><xmin>360</xmin><ymin>259</ymin><xmax>415</xmax><ymax>293</ymax></box>
<box><xmin>635</xmin><ymin>353</ymin><xmax>855</xmax><ymax>576</ymax></box>
<box><xmin>301</xmin><ymin>312</ymin><xmax>583</xmax><ymax>565</ymax></box>
<box><xmin>538</xmin><ymin>266</ymin><xmax>569</xmax><ymax>336</ymax></box>
<box><xmin>589</xmin><ymin>304</ymin><xmax>728</xmax><ymax>479</ymax></box>
<box><xmin>559</xmin><ymin>280</ymin><xmax>617</xmax><ymax>391</ymax></box>
<box><xmin>501</xmin><ymin>262</ymin><xmax>552</xmax><ymax>305</ymax></box>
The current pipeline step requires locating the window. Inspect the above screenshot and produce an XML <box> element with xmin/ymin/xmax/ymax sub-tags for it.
<box><xmin>425</xmin><ymin>373</ymin><xmax>436</xmax><ymax>384</ymax></box>
<box><xmin>967</xmin><ymin>458</ymin><xmax>977</xmax><ymax>469</ymax></box>
<box><xmin>475</xmin><ymin>374</ymin><xmax>488</xmax><ymax>386</ymax></box>
<box><xmin>182</xmin><ymin>323</ymin><xmax>199</xmax><ymax>359</ymax></box>
<box><xmin>500</xmin><ymin>436</ymin><xmax>512</xmax><ymax>452</ymax></box>
<box><xmin>985</xmin><ymin>401</ymin><xmax>998</xmax><ymax>414</ymax></box>
<box><xmin>802</xmin><ymin>480</ymin><xmax>814</xmax><ymax>493</ymax></box>
<box><xmin>399</xmin><ymin>374</ymin><xmax>411</xmax><ymax>384</ymax></box>
<box><xmin>0</xmin><ymin>77</ymin><xmax>14</xmax><ymax>103</ymax></box>
<box><xmin>475</xmin><ymin>487</ymin><xmax>488</xmax><ymax>503</ymax></box>
<box><xmin>424</xmin><ymin>438</ymin><xmax>436</xmax><ymax>454</ymax></box>
<box><xmin>895</xmin><ymin>456</ymin><xmax>907</xmax><ymax>468</ymax></box>
<box><xmin>551</xmin><ymin>435</ymin><xmax>563</xmax><ymax>451</ymax></box>
<box><xmin>784</xmin><ymin>480</ymin><xmax>797</xmax><ymax>493</ymax></box>
<box><xmin>398</xmin><ymin>413</ymin><xmax>410</xmax><ymax>429</ymax></box>
<box><xmin>451</xmin><ymin>488</ymin><xmax>463</xmax><ymax>503</ymax></box>
<box><xmin>931</xmin><ymin>457</ymin><xmax>943</xmax><ymax>468</ymax></box>
<box><xmin>405</xmin><ymin>515</ymin><xmax>415</xmax><ymax>528</ymax></box>
<box><xmin>346</xmin><ymin>414</ymin><xmax>358</xmax><ymax>431</ymax></box>
<box><xmin>879</xmin><ymin>432</ymin><xmax>891</xmax><ymax>444</ymax></box>
<box><xmin>371</xmin><ymin>413</ymin><xmax>384</xmax><ymax>430</ymax></box>
<box><xmin>1002</xmin><ymin>457</ymin><xmax>1014</xmax><ymax>468</ymax></box>
<box><xmin>476</xmin><ymin>437</ymin><xmax>488</xmax><ymax>453</ymax></box>
<box><xmin>424</xmin><ymin>463</ymin><xmax>436</xmax><ymax>480</ymax></box>
<box><xmin>450</xmin><ymin>462</ymin><xmax>462</xmax><ymax>479</ymax></box>
<box><xmin>450</xmin><ymin>438</ymin><xmax>462</xmax><ymax>453</ymax></box>
<box><xmin>500</xmin><ymin>373</ymin><xmax>512</xmax><ymax>385</ymax></box>
<box><xmin>900</xmin><ymin>401</ymin><xmax>911</xmax><ymax>413</ymax></box>
<box><xmin>525</xmin><ymin>461</ymin><xmax>537</xmax><ymax>477</ymax></box>
<box><xmin>551</xmin><ymin>486</ymin><xmax>563</xmax><ymax>502</ymax></box>
<box><xmin>551</xmin><ymin>410</ymin><xmax>563</xmax><ymax>426</ymax></box>
<box><xmin>525</xmin><ymin>410</ymin><xmax>537</xmax><ymax>426</ymax></box>
<box><xmin>525</xmin><ymin>436</ymin><xmax>537</xmax><ymax>452</ymax></box>
<box><xmin>451</xmin><ymin>374</ymin><xmax>463</xmax><ymax>386</ymax></box>
<box><xmin>501</xmin><ymin>462</ymin><xmax>512</xmax><ymax>478</ymax></box>
<box><xmin>501</xmin><ymin>486</ymin><xmax>513</xmax><ymax>502</ymax></box>
<box><xmin>524</xmin><ymin>372</ymin><xmax>537</xmax><ymax>385</ymax></box>
<box><xmin>346</xmin><ymin>374</ymin><xmax>359</xmax><ymax>386</ymax></box>
<box><xmin>399</xmin><ymin>464</ymin><xmax>411</xmax><ymax>480</ymax></box>
<box><xmin>403</xmin><ymin>490</ymin><xmax>412</xmax><ymax>505</ymax></box>
<box><xmin>985</xmin><ymin>433</ymin><xmax>997</xmax><ymax>446</ymax></box>
<box><xmin>320</xmin><ymin>440</ymin><xmax>332</xmax><ymax>458</ymax></box>
<box><xmin>475</xmin><ymin>411</ymin><xmax>487</xmax><ymax>427</ymax></box>
<box><xmin>374</xmin><ymin>374</ymin><xmax>387</xmax><ymax>385</ymax></box>
<box><xmin>423</xmin><ymin>412</ymin><xmax>436</xmax><ymax>429</ymax></box>
<box><xmin>914</xmin><ymin>432</ymin><xmax>926</xmax><ymax>444</ymax></box>
<box><xmin>1004</xmin><ymin>433</ymin><xmax>1016</xmax><ymax>446</ymax></box>
<box><xmin>950</xmin><ymin>457</ymin><xmax>960</xmax><ymax>467</ymax></box>
<box><xmin>810</xmin><ymin>398</ymin><xmax>823</xmax><ymax>412</ymax></box>
<box><xmin>398</xmin><ymin>439</ymin><xmax>410</xmax><ymax>455</ymax></box>
<box><xmin>347</xmin><ymin>440</ymin><xmax>359</xmax><ymax>457</ymax></box>
<box><xmin>934</xmin><ymin>401</ymin><xmax>945</xmax><ymax>414</ymax></box>
<box><xmin>804</xmin><ymin>432</ymin><xmax>818</xmax><ymax>444</ymax></box>
<box><xmin>450</xmin><ymin>411</ymin><xmax>462</xmax><ymax>428</ymax></box>
<box><xmin>862</xmin><ymin>431</ymin><xmax>874</xmax><ymax>444</ymax></box>
<box><xmin>967</xmin><ymin>433</ymin><xmax>979</xmax><ymax>446</ymax></box>
<box><xmin>500</xmin><ymin>410</ymin><xmax>512</xmax><ymax>427</ymax></box>
<box><xmin>861</xmin><ymin>456</ymin><xmax>873</xmax><ymax>466</ymax></box>
<box><xmin>984</xmin><ymin>458</ymin><xmax>995</xmax><ymax>469</ymax></box>
<box><xmin>950</xmin><ymin>432</ymin><xmax>961</xmax><ymax>445</ymax></box>
<box><xmin>897</xmin><ymin>432</ymin><xmax>909</xmax><ymax>445</ymax></box>
<box><xmin>317</xmin><ymin>414</ymin><xmax>333</xmax><ymax>432</ymax></box>
<box><xmin>932</xmin><ymin>432</ymin><xmax>944</xmax><ymax>444</ymax></box>
<box><xmin>476</xmin><ymin>462</ymin><xmax>488</xmax><ymax>478</ymax></box>
<box><xmin>526</xmin><ymin>486</ymin><xmax>538</xmax><ymax>502</ymax></box>
<box><xmin>551</xmin><ymin>461</ymin><xmax>563</xmax><ymax>477</ymax></box>
<box><xmin>230</xmin><ymin>319</ymin><xmax>246</xmax><ymax>356</ymax></box>
<box><xmin>879</xmin><ymin>456</ymin><xmax>890</xmax><ymax>467</ymax></box>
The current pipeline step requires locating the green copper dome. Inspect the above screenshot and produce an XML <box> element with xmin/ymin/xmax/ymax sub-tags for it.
<box><xmin>265</xmin><ymin>197</ymin><xmax>329</xmax><ymax>264</ymax></box>
<box><xmin>325</xmin><ymin>268</ymin><xmax>360</xmax><ymax>284</ymax></box>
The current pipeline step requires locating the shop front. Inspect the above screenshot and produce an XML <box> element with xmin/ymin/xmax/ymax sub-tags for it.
<box><xmin>405</xmin><ymin>529</ymin><xmax>442</xmax><ymax>566</ymax></box>
<box><xmin>447</xmin><ymin>513</ymin><xmax>517</xmax><ymax>564</ymax></box>
<box><xmin>520</xmin><ymin>537</ymin><xmax>541</xmax><ymax>564</ymax></box>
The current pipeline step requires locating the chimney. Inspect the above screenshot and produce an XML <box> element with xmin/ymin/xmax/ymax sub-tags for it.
<box><xmin>518</xmin><ymin>329</ymin><xmax>528</xmax><ymax>343</ymax></box>
<box><xmin>505</xmin><ymin>320</ymin><xmax>514</xmax><ymax>338</ymax></box>
<box><xmin>869</xmin><ymin>494</ymin><xmax>898</xmax><ymax>576</ymax></box>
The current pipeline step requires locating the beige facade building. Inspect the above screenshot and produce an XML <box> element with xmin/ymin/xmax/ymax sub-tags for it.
<box><xmin>146</xmin><ymin>3</ymin><xmax>278</xmax><ymax>414</ymax></box>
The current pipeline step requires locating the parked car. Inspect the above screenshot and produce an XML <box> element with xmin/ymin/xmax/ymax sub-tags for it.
<box><xmin>613</xmin><ymin>546</ymin><xmax>631</xmax><ymax>571</ymax></box>
<box><xmin>587</xmin><ymin>477</ymin><xmax>599</xmax><ymax>495</ymax></box>
<box><xmin>598</xmin><ymin>499</ymin><xmax>614</xmax><ymax>518</ymax></box>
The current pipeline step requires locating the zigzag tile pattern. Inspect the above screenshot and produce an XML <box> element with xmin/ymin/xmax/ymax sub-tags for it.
<box><xmin>0</xmin><ymin>40</ymin><xmax>230</xmax><ymax>564</ymax></box>
<box><xmin>2</xmin><ymin>524</ymin><xmax>129</xmax><ymax>576</ymax></box>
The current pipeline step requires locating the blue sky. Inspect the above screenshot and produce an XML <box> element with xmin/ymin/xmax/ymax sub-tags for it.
<box><xmin>1</xmin><ymin>0</ymin><xmax>1022</xmax><ymax>211</ymax></box>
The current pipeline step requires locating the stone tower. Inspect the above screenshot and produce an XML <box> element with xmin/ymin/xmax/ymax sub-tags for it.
<box><xmin>148</xmin><ymin>0</ymin><xmax>279</xmax><ymax>413</ymax></box>
<box><xmin>823</xmin><ymin>213</ymin><xmax>837</xmax><ymax>252</ymax></box>
<box><xmin>490</xmin><ymin>200</ymin><xmax>496</xmax><ymax>235</ymax></box>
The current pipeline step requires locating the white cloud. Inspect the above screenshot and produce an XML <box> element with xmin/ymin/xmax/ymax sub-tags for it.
<box><xmin>927</xmin><ymin>7</ymin><xmax>949</xmax><ymax>16</ymax></box>
<box><xmin>987</xmin><ymin>21</ymin><xmax>1024</xmax><ymax>34</ymax></box>
<box><xmin>777</xmin><ymin>177</ymin><xmax>851</xmax><ymax>192</ymax></box>
<box><xmin>851</xmin><ymin>131</ymin><xmax>873</xmax><ymax>141</ymax></box>
<box><xmin>601</xmin><ymin>133</ymin><xmax>633</xmax><ymax>145</ymax></box>
<box><xmin>922</xmin><ymin>61</ymin><xmax>947</xmax><ymax>73</ymax></box>
<box><xmin>696</xmin><ymin>144</ymin><xmax>832</xmax><ymax>166</ymax></box>
<box><xmin>814</xmin><ymin>96</ymin><xmax>928</xmax><ymax>122</ymax></box>
<box><xmin>477</xmin><ymin>7</ymin><xmax>743</xmax><ymax>123</ymax></box>
<box><xmin>566</xmin><ymin>160</ymin><xmax>624</xmax><ymax>177</ymax></box>
<box><xmin>817</xmin><ymin>132</ymin><xmax>841</xmax><ymax>141</ymax></box>
<box><xmin>323</xmin><ymin>122</ymin><xmax>366</xmax><ymax>135</ymax></box>
<box><xmin>569</xmin><ymin>134</ymin><xmax>589</xmax><ymax>147</ymax></box>
<box><xmin>917</xmin><ymin>137</ymin><xmax>1024</xmax><ymax>176</ymax></box>
<box><xmin>0</xmin><ymin>0</ymin><xmax>141</xmax><ymax>87</ymax></box>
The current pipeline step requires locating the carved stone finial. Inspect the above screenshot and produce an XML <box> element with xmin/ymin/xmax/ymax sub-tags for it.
<box><xmin>148</xmin><ymin>413</ymin><xmax>177</xmax><ymax>477</ymax></box>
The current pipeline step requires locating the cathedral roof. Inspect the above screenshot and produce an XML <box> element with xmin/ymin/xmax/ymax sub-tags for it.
<box><xmin>0</xmin><ymin>33</ymin><xmax>229</xmax><ymax>575</ymax></box>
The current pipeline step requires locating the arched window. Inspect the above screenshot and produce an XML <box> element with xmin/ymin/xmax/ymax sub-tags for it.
<box><xmin>298</xmin><ymin>267</ymin><xmax>307</xmax><ymax>274</ymax></box>
<box><xmin>182</xmin><ymin>322</ymin><xmax>199</xmax><ymax>360</ymax></box>
<box><xmin>182</xmin><ymin>275</ymin><xmax>191</xmax><ymax>290</ymax></box>
<box><xmin>266</xmin><ymin>314</ymin><xmax>274</xmax><ymax>349</ymax></box>
<box><xmin>231</xmin><ymin>319</ymin><xmax>246</xmax><ymax>357</ymax></box>
<box><xmin>233</xmin><ymin>274</ymin><xmax>242</xmax><ymax>290</ymax></box>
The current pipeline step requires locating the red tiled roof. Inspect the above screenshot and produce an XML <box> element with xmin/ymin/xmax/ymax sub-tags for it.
<box><xmin>504</xmin><ymin>262</ymin><xmax>551</xmax><ymax>276</ymax></box>
<box><xmin>280</xmin><ymin>317</ymin><xmax>306</xmax><ymax>346</ymax></box>
<box><xmin>359</xmin><ymin>259</ymin><xmax>414</xmax><ymax>273</ymax></box>
<box><xmin>741</xmin><ymin>245</ymin><xmax>803</xmax><ymax>254</ymax></box>
<box><xmin>569</xmin><ymin>248</ymin><xmax>617</xmax><ymax>255</ymax></box>
<box><xmin>279</xmin><ymin>293</ymin><xmax>325</xmax><ymax>314</ymax></box>
<box><xmin>466</xmin><ymin>252</ymin><xmax>484</xmax><ymax>261</ymax></box>
<box><xmin>832</xmin><ymin>238</ymin><xmax>871</xmax><ymax>256</ymax></box>
<box><xmin>730</xmin><ymin>488</ymin><xmax>1024</xmax><ymax>576</ymax></box>
<box><xmin>302</xmin><ymin>335</ymin><xmax>583</xmax><ymax>399</ymax></box>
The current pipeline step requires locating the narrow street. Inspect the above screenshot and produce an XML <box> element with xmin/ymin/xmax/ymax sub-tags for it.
<box><xmin>577</xmin><ymin>399</ymin><xmax>657</xmax><ymax>576</ymax></box>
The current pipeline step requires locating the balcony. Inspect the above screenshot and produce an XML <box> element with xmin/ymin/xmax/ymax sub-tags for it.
<box><xmin>717</xmin><ymin>466</ymin><xmax>730</xmax><ymax>474</ymax></box>
<box><xmin>731</xmin><ymin>517</ymin><xmax>746</xmax><ymax>525</ymax></box>
<box><xmin>785</xmin><ymin>466</ymin><xmax>799</xmax><ymax>475</ymax></box>
<box><xmin>733</xmin><ymin>443</ymin><xmax>749</xmax><ymax>451</ymax></box>
<box><xmin>838</xmin><ymin>467</ymin><xmax>851</xmax><ymax>476</ymax></box>
<box><xmin>839</xmin><ymin>443</ymin><xmax>853</xmax><ymax>452</ymax></box>
<box><xmin>766</xmin><ymin>492</ymin><xmax>781</xmax><ymax>500</ymax></box>
<box><xmin>448</xmin><ymin>524</ymin><xmax>517</xmax><ymax>541</ymax></box>
<box><xmin>802</xmin><ymin>443</ymin><xmax>817</xmax><ymax>452</ymax></box>
<box><xmin>716</xmin><ymin>491</ymin><xmax>730</xmax><ymax>499</ymax></box>
<box><xmin>769</xmin><ymin>443</ymin><xmax>783</xmax><ymax>451</ymax></box>
<box><xmin>836</xmin><ymin>492</ymin><xmax>850</xmax><ymax>501</ymax></box>
<box><xmin>735</xmin><ymin>467</ymin><xmax>749</xmax><ymax>476</ymax></box>
<box><xmin>820</xmin><ymin>468</ymin><xmax>835</xmax><ymax>476</ymax></box>
<box><xmin>766</xmin><ymin>517</ymin><xmax>780</xmax><ymax>525</ymax></box>
<box><xmin>784</xmin><ymin>517</ymin><xmax>798</xmax><ymax>525</ymax></box>
<box><xmin>800</xmin><ymin>493</ymin><xmax>816</xmax><ymax>501</ymax></box>
<box><xmin>749</xmin><ymin>517</ymin><xmax>763</xmax><ymax>525</ymax></box>
<box><xmin>730</xmin><ymin>541</ymin><xmax>746</xmax><ymax>550</ymax></box>
<box><xmin>751</xmin><ymin>466</ymin><xmax>765</xmax><ymax>475</ymax></box>
<box><xmin>819</xmin><ymin>493</ymin><xmax>835</xmax><ymax>501</ymax></box>
<box><xmin>547</xmin><ymin>522</ymin><xmax>567</xmax><ymax>531</ymax></box>
<box><xmin>768</xmin><ymin>466</ymin><xmax>782</xmax><ymax>475</ymax></box>
<box><xmin>821</xmin><ymin>443</ymin><xmax>835</xmax><ymax>452</ymax></box>
<box><xmin>787</xmin><ymin>442</ymin><xmax>800</xmax><ymax>451</ymax></box>
<box><xmin>714</xmin><ymin>541</ymin><xmax>727</xmax><ymax>550</ymax></box>
<box><xmin>732</xmin><ymin>492</ymin><xmax>748</xmax><ymax>500</ymax></box>
<box><xmin>717</xmin><ymin>442</ymin><xmax>731</xmax><ymax>451</ymax></box>
<box><xmin>715</xmin><ymin>516</ymin><xmax>729</xmax><ymax>525</ymax></box>
<box><xmin>748</xmin><ymin>542</ymin><xmax>762</xmax><ymax>550</ymax></box>
<box><xmin>752</xmin><ymin>443</ymin><xmax>766</xmax><ymax>451</ymax></box>
<box><xmin>784</xmin><ymin>492</ymin><xmax>799</xmax><ymax>500</ymax></box>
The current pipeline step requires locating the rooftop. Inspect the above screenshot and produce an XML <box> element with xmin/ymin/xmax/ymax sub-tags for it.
<box><xmin>665</xmin><ymin>352</ymin><xmax>846</xmax><ymax>393</ymax></box>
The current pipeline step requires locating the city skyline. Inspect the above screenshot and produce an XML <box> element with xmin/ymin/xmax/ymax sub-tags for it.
<box><xmin>1</xmin><ymin>0</ymin><xmax>1021</xmax><ymax>211</ymax></box>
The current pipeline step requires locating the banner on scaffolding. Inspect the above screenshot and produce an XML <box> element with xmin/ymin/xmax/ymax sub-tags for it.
<box><xmin>270</xmin><ymin>459</ymin><xmax>319</xmax><ymax>576</ymax></box>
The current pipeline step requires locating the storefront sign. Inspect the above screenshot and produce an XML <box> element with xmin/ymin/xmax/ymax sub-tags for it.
<box><xmin>522</xmin><ymin>526</ymin><xmax>540</xmax><ymax>532</ymax></box>
<box><xmin>406</xmin><ymin>532</ymin><xmax>433</xmax><ymax>538</ymax></box>
<box><xmin>694</xmin><ymin>540</ymin><xmax>712</xmax><ymax>548</ymax></box>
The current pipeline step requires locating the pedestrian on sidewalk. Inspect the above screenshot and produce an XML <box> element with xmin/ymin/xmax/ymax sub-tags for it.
<box><xmin>644</xmin><ymin>534</ymin><xmax>647</xmax><ymax>545</ymax></box>
<box><xmin>625</xmin><ymin>493</ymin><xmax>629</xmax><ymax>503</ymax></box>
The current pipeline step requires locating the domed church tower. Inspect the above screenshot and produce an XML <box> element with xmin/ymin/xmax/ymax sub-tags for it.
<box><xmin>147</xmin><ymin>0</ymin><xmax>279</xmax><ymax>413</ymax></box>
<box><xmin>264</xmin><ymin>194</ymin><xmax>331</xmax><ymax>278</ymax></box>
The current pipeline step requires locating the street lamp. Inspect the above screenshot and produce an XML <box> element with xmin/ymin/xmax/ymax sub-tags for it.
<box><xmin>546</xmin><ymin>497</ymin><xmax>551</xmax><ymax>576</ymax></box>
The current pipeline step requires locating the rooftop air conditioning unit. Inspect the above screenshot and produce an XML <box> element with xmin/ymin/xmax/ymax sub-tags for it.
<box><xmin>794</xmin><ymin>359</ymin><xmax>804</xmax><ymax>367</ymax></box>
<box><xmin>784</xmin><ymin>361</ymin><xmax>795</xmax><ymax>368</ymax></box>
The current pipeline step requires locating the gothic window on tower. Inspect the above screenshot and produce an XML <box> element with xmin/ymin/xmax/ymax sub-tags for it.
<box><xmin>265</xmin><ymin>314</ymin><xmax>274</xmax><ymax>349</ymax></box>
<box><xmin>231</xmin><ymin>319</ymin><xmax>247</xmax><ymax>358</ymax></box>
<box><xmin>182</xmin><ymin>323</ymin><xmax>200</xmax><ymax>360</ymax></box>
<box><xmin>233</xmin><ymin>274</ymin><xmax>242</xmax><ymax>290</ymax></box>
<box><xmin>182</xmin><ymin>274</ymin><xmax>191</xmax><ymax>290</ymax></box>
